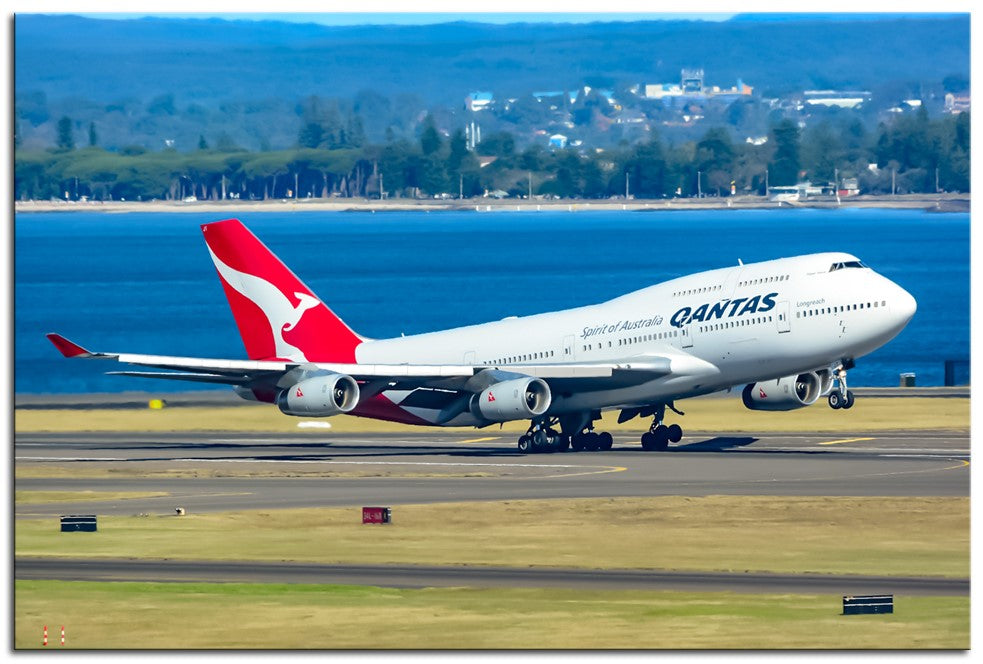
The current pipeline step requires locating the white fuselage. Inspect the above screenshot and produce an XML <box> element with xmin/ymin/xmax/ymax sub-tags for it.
<box><xmin>354</xmin><ymin>252</ymin><xmax>916</xmax><ymax>424</ymax></box>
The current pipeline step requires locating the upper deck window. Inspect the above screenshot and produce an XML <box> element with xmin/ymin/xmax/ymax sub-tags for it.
<box><xmin>830</xmin><ymin>260</ymin><xmax>868</xmax><ymax>272</ymax></box>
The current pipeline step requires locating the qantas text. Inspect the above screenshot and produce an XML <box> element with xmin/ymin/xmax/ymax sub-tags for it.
<box><xmin>670</xmin><ymin>292</ymin><xmax>779</xmax><ymax>327</ymax></box>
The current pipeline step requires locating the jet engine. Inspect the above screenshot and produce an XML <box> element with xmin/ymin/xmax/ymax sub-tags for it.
<box><xmin>276</xmin><ymin>373</ymin><xmax>360</xmax><ymax>417</ymax></box>
<box><xmin>742</xmin><ymin>372</ymin><xmax>823</xmax><ymax>411</ymax></box>
<box><xmin>470</xmin><ymin>376</ymin><xmax>552</xmax><ymax>422</ymax></box>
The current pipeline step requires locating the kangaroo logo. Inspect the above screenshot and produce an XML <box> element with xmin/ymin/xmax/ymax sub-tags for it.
<box><xmin>207</xmin><ymin>247</ymin><xmax>321</xmax><ymax>360</ymax></box>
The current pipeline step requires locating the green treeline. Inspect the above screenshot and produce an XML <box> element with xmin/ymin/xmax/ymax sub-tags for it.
<box><xmin>15</xmin><ymin>108</ymin><xmax>969</xmax><ymax>202</ymax></box>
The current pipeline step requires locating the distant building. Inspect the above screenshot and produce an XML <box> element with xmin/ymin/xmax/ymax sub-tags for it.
<box><xmin>803</xmin><ymin>90</ymin><xmax>871</xmax><ymax>109</ymax></box>
<box><xmin>549</xmin><ymin>134</ymin><xmax>568</xmax><ymax>149</ymax></box>
<box><xmin>465</xmin><ymin>92</ymin><xmax>494</xmax><ymax>112</ymax></box>
<box><xmin>645</xmin><ymin>70</ymin><xmax>752</xmax><ymax>104</ymax></box>
<box><xmin>944</xmin><ymin>93</ymin><xmax>971</xmax><ymax>114</ymax></box>
<box><xmin>838</xmin><ymin>177</ymin><xmax>860</xmax><ymax>197</ymax></box>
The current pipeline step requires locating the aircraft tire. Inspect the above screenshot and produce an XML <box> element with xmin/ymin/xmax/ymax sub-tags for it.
<box><xmin>554</xmin><ymin>435</ymin><xmax>571</xmax><ymax>452</ymax></box>
<box><xmin>571</xmin><ymin>435</ymin><xmax>586</xmax><ymax>452</ymax></box>
<box><xmin>842</xmin><ymin>390</ymin><xmax>855</xmax><ymax>409</ymax></box>
<box><xmin>598</xmin><ymin>431</ymin><xmax>613</xmax><ymax>450</ymax></box>
<box><xmin>828</xmin><ymin>392</ymin><xmax>842</xmax><ymax>409</ymax></box>
<box><xmin>667</xmin><ymin>424</ymin><xmax>682</xmax><ymax>443</ymax></box>
<box><xmin>641</xmin><ymin>432</ymin><xmax>655</xmax><ymax>451</ymax></box>
<box><xmin>517</xmin><ymin>435</ymin><xmax>533</xmax><ymax>454</ymax></box>
<box><xmin>584</xmin><ymin>432</ymin><xmax>600</xmax><ymax>451</ymax></box>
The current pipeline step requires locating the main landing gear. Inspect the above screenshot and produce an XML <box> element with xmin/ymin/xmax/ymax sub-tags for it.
<box><xmin>516</xmin><ymin>414</ymin><xmax>613</xmax><ymax>454</ymax></box>
<box><xmin>827</xmin><ymin>361</ymin><xmax>856</xmax><ymax>410</ymax></box>
<box><xmin>640</xmin><ymin>403</ymin><xmax>684</xmax><ymax>451</ymax></box>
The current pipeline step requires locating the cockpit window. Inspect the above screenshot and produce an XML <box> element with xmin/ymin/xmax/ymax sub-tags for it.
<box><xmin>830</xmin><ymin>260</ymin><xmax>868</xmax><ymax>271</ymax></box>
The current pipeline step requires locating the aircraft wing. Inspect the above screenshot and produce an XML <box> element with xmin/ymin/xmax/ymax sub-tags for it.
<box><xmin>46</xmin><ymin>333</ymin><xmax>711</xmax><ymax>393</ymax></box>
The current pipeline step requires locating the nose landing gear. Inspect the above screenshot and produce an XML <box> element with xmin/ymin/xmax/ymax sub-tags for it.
<box><xmin>828</xmin><ymin>363</ymin><xmax>855</xmax><ymax>410</ymax></box>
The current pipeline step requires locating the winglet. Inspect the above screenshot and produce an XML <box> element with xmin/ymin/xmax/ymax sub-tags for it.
<box><xmin>46</xmin><ymin>333</ymin><xmax>95</xmax><ymax>358</ymax></box>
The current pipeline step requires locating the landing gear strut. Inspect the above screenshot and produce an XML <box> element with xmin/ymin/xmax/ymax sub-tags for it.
<box><xmin>516</xmin><ymin>418</ymin><xmax>568</xmax><ymax>454</ymax></box>
<box><xmin>828</xmin><ymin>362</ymin><xmax>855</xmax><ymax>410</ymax></box>
<box><xmin>517</xmin><ymin>412</ymin><xmax>615</xmax><ymax>454</ymax></box>
<box><xmin>640</xmin><ymin>403</ymin><xmax>684</xmax><ymax>451</ymax></box>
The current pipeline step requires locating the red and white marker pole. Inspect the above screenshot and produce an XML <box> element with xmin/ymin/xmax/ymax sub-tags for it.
<box><xmin>42</xmin><ymin>625</ymin><xmax>48</xmax><ymax>647</ymax></box>
<box><xmin>60</xmin><ymin>626</ymin><xmax>65</xmax><ymax>647</ymax></box>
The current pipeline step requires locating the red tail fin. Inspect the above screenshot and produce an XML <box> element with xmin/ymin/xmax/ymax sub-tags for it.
<box><xmin>201</xmin><ymin>219</ymin><xmax>362</xmax><ymax>362</ymax></box>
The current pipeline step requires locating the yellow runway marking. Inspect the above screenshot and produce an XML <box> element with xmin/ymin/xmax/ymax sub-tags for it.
<box><xmin>458</xmin><ymin>437</ymin><xmax>499</xmax><ymax>444</ymax></box>
<box><xmin>547</xmin><ymin>466</ymin><xmax>628</xmax><ymax>479</ymax></box>
<box><xmin>818</xmin><ymin>437</ymin><xmax>876</xmax><ymax>446</ymax></box>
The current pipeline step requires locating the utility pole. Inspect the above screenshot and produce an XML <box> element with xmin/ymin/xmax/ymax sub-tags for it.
<box><xmin>697</xmin><ymin>170</ymin><xmax>702</xmax><ymax>198</ymax></box>
<box><xmin>765</xmin><ymin>168</ymin><xmax>769</xmax><ymax>196</ymax></box>
<box><xmin>379</xmin><ymin>173</ymin><xmax>384</xmax><ymax>199</ymax></box>
<box><xmin>528</xmin><ymin>171</ymin><xmax>532</xmax><ymax>199</ymax></box>
<box><xmin>459</xmin><ymin>173</ymin><xmax>463</xmax><ymax>200</ymax></box>
<box><xmin>936</xmin><ymin>167</ymin><xmax>940</xmax><ymax>193</ymax></box>
<box><xmin>625</xmin><ymin>171</ymin><xmax>629</xmax><ymax>199</ymax></box>
<box><xmin>892</xmin><ymin>168</ymin><xmax>896</xmax><ymax>196</ymax></box>
<box><xmin>294</xmin><ymin>172</ymin><xmax>299</xmax><ymax>199</ymax></box>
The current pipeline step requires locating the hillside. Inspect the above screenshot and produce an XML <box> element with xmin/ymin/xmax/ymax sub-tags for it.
<box><xmin>15</xmin><ymin>14</ymin><xmax>969</xmax><ymax>106</ymax></box>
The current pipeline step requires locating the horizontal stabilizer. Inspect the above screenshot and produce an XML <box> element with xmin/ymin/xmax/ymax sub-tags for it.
<box><xmin>46</xmin><ymin>333</ymin><xmax>111</xmax><ymax>359</ymax></box>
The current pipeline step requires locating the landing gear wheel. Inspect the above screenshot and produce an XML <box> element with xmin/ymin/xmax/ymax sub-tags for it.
<box><xmin>641</xmin><ymin>432</ymin><xmax>655</xmax><ymax>451</ymax></box>
<box><xmin>828</xmin><ymin>392</ymin><xmax>842</xmax><ymax>410</ymax></box>
<box><xmin>666</xmin><ymin>424</ymin><xmax>682</xmax><ymax>443</ymax></box>
<box><xmin>842</xmin><ymin>390</ymin><xmax>855</xmax><ymax>409</ymax></box>
<box><xmin>653</xmin><ymin>425</ymin><xmax>670</xmax><ymax>451</ymax></box>
<box><xmin>517</xmin><ymin>435</ymin><xmax>533</xmax><ymax>454</ymax></box>
<box><xmin>598</xmin><ymin>431</ymin><xmax>613</xmax><ymax>450</ymax></box>
<box><xmin>571</xmin><ymin>435</ymin><xmax>586</xmax><ymax>452</ymax></box>
<box><xmin>584</xmin><ymin>432</ymin><xmax>600</xmax><ymax>451</ymax></box>
<box><xmin>553</xmin><ymin>434</ymin><xmax>570</xmax><ymax>452</ymax></box>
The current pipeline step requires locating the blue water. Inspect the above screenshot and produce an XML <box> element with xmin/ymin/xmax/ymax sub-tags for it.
<box><xmin>14</xmin><ymin>208</ymin><xmax>969</xmax><ymax>393</ymax></box>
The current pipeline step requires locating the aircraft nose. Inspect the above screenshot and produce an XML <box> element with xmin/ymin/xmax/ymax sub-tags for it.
<box><xmin>893</xmin><ymin>284</ymin><xmax>917</xmax><ymax>325</ymax></box>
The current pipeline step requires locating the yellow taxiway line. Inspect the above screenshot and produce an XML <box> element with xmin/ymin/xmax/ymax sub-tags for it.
<box><xmin>818</xmin><ymin>437</ymin><xmax>876</xmax><ymax>446</ymax></box>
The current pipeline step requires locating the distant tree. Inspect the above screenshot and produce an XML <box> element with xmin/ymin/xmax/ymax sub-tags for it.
<box><xmin>56</xmin><ymin>116</ymin><xmax>74</xmax><ymax>150</ymax></box>
<box><xmin>147</xmin><ymin>93</ymin><xmax>176</xmax><ymax>116</ymax></box>
<box><xmin>298</xmin><ymin>122</ymin><xmax>324</xmax><ymax>149</ymax></box>
<box><xmin>447</xmin><ymin>129</ymin><xmax>469</xmax><ymax>172</ymax></box>
<box><xmin>420</xmin><ymin>114</ymin><xmax>441</xmax><ymax>156</ymax></box>
<box><xmin>198</xmin><ymin>134</ymin><xmax>209</xmax><ymax>150</ymax></box>
<box><xmin>769</xmin><ymin>119</ymin><xmax>801</xmax><ymax>186</ymax></box>
<box><xmin>88</xmin><ymin>122</ymin><xmax>98</xmax><ymax>147</ymax></box>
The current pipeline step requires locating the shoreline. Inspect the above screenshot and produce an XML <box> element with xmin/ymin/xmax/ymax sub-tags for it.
<box><xmin>14</xmin><ymin>193</ymin><xmax>970</xmax><ymax>215</ymax></box>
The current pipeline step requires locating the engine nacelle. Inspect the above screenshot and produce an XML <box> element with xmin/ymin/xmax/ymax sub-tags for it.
<box><xmin>742</xmin><ymin>372</ymin><xmax>823</xmax><ymax>411</ymax></box>
<box><xmin>470</xmin><ymin>376</ymin><xmax>552</xmax><ymax>422</ymax></box>
<box><xmin>276</xmin><ymin>373</ymin><xmax>360</xmax><ymax>417</ymax></box>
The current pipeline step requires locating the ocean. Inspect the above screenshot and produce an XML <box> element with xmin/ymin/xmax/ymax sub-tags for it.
<box><xmin>14</xmin><ymin>207</ymin><xmax>969</xmax><ymax>393</ymax></box>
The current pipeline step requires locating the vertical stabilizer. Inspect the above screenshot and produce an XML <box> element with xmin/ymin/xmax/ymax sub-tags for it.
<box><xmin>201</xmin><ymin>219</ymin><xmax>363</xmax><ymax>362</ymax></box>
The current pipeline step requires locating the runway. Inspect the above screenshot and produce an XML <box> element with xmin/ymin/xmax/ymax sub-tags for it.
<box><xmin>15</xmin><ymin>429</ymin><xmax>970</xmax><ymax>517</ymax></box>
<box><xmin>15</xmin><ymin>429</ymin><xmax>970</xmax><ymax>593</ymax></box>
<box><xmin>14</xmin><ymin>557</ymin><xmax>969</xmax><ymax>596</ymax></box>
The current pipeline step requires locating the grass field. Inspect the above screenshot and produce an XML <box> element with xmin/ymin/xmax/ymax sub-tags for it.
<box><xmin>15</xmin><ymin>496</ymin><xmax>969</xmax><ymax>578</ymax></box>
<box><xmin>14</xmin><ymin>581</ymin><xmax>969</xmax><ymax>649</ymax></box>
<box><xmin>13</xmin><ymin>396</ymin><xmax>970</xmax><ymax>433</ymax></box>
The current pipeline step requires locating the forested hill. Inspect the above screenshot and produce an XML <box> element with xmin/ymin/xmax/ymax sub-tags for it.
<box><xmin>15</xmin><ymin>14</ymin><xmax>969</xmax><ymax>106</ymax></box>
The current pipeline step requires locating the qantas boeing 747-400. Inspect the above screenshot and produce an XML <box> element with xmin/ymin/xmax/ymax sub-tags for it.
<box><xmin>48</xmin><ymin>218</ymin><xmax>916</xmax><ymax>453</ymax></box>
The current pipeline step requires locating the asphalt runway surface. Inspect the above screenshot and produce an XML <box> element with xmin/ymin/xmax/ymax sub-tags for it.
<box><xmin>15</xmin><ymin>428</ymin><xmax>969</xmax><ymax>593</ymax></box>
<box><xmin>15</xmin><ymin>429</ymin><xmax>969</xmax><ymax>517</ymax></box>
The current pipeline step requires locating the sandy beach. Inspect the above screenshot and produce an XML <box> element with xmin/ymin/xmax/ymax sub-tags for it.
<box><xmin>14</xmin><ymin>193</ymin><xmax>970</xmax><ymax>214</ymax></box>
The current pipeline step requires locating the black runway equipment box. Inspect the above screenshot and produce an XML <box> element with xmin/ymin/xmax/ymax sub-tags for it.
<box><xmin>843</xmin><ymin>595</ymin><xmax>893</xmax><ymax>615</ymax></box>
<box><xmin>60</xmin><ymin>515</ymin><xmax>97</xmax><ymax>532</ymax></box>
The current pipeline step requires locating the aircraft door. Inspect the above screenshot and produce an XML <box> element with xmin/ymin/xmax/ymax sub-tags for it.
<box><xmin>562</xmin><ymin>335</ymin><xmax>576</xmax><ymax>360</ymax></box>
<box><xmin>681</xmin><ymin>323</ymin><xmax>694</xmax><ymax>348</ymax></box>
<box><xmin>776</xmin><ymin>301</ymin><xmax>791</xmax><ymax>333</ymax></box>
